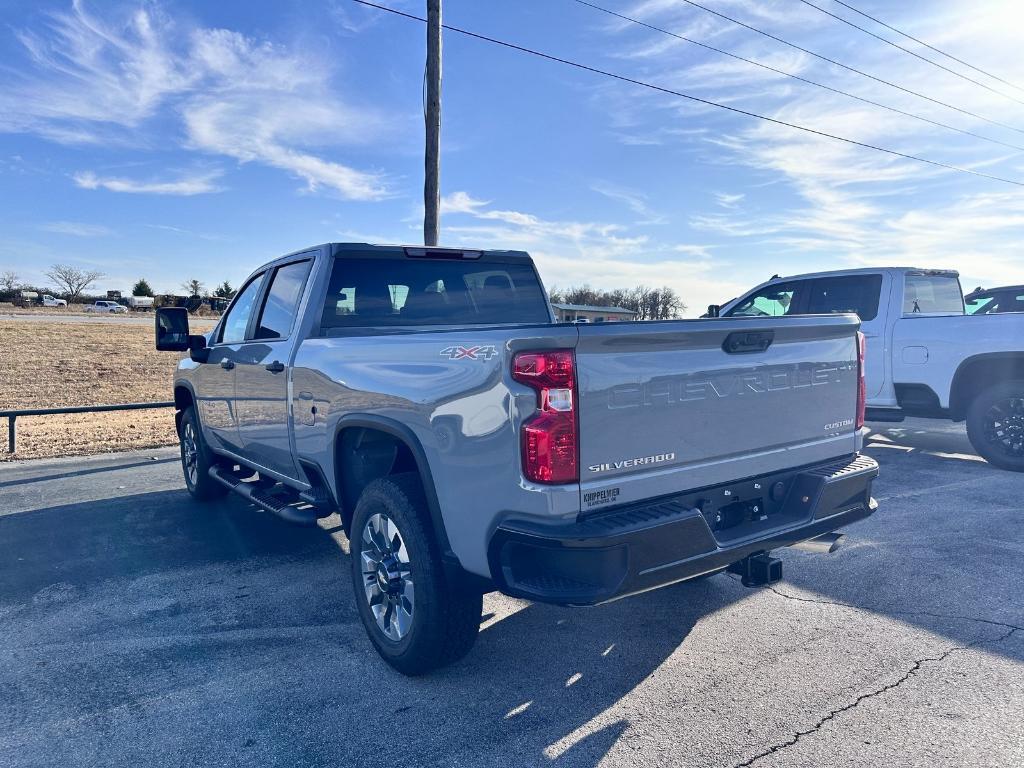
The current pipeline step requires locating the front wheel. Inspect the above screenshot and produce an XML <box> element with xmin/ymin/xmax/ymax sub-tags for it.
<box><xmin>966</xmin><ymin>380</ymin><xmax>1024</xmax><ymax>472</ymax></box>
<box><xmin>178</xmin><ymin>406</ymin><xmax>229</xmax><ymax>500</ymax></box>
<box><xmin>349</xmin><ymin>474</ymin><xmax>482</xmax><ymax>675</ymax></box>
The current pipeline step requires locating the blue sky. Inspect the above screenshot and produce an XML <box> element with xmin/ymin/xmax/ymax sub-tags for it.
<box><xmin>2</xmin><ymin>0</ymin><xmax>1024</xmax><ymax>314</ymax></box>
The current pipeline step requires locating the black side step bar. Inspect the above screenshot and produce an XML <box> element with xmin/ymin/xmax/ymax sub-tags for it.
<box><xmin>209</xmin><ymin>465</ymin><xmax>328</xmax><ymax>526</ymax></box>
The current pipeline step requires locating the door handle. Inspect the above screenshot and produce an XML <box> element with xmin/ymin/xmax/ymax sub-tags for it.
<box><xmin>265</xmin><ymin>361</ymin><xmax>285</xmax><ymax>373</ymax></box>
<box><xmin>220</xmin><ymin>359</ymin><xmax>235</xmax><ymax>370</ymax></box>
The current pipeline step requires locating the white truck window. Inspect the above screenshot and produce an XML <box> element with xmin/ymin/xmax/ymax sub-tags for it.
<box><xmin>806</xmin><ymin>275</ymin><xmax>882</xmax><ymax>320</ymax></box>
<box><xmin>728</xmin><ymin>283</ymin><xmax>797</xmax><ymax>317</ymax></box>
<box><xmin>903</xmin><ymin>274</ymin><xmax>964</xmax><ymax>315</ymax></box>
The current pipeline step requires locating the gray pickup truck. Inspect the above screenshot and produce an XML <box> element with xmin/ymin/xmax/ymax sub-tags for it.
<box><xmin>155</xmin><ymin>243</ymin><xmax>878</xmax><ymax>674</ymax></box>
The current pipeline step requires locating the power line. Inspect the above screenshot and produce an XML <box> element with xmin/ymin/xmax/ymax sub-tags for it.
<box><xmin>348</xmin><ymin>0</ymin><xmax>1024</xmax><ymax>188</ymax></box>
<box><xmin>825</xmin><ymin>0</ymin><xmax>1024</xmax><ymax>96</ymax></box>
<box><xmin>664</xmin><ymin>0</ymin><xmax>1024</xmax><ymax>137</ymax></box>
<box><xmin>573</xmin><ymin>0</ymin><xmax>1024</xmax><ymax>153</ymax></box>
<box><xmin>794</xmin><ymin>0</ymin><xmax>1024</xmax><ymax>108</ymax></box>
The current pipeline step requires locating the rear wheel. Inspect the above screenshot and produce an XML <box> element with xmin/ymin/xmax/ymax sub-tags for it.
<box><xmin>349</xmin><ymin>473</ymin><xmax>482</xmax><ymax>675</ymax></box>
<box><xmin>966</xmin><ymin>380</ymin><xmax>1024</xmax><ymax>472</ymax></box>
<box><xmin>178</xmin><ymin>406</ymin><xmax>229</xmax><ymax>500</ymax></box>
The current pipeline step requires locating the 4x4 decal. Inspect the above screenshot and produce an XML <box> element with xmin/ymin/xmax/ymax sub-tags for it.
<box><xmin>440</xmin><ymin>345</ymin><xmax>498</xmax><ymax>361</ymax></box>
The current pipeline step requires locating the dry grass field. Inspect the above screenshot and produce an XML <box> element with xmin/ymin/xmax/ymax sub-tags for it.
<box><xmin>0</xmin><ymin>318</ymin><xmax>213</xmax><ymax>461</ymax></box>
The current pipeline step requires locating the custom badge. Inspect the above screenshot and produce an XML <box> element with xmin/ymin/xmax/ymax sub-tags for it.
<box><xmin>440</xmin><ymin>345</ymin><xmax>498</xmax><ymax>361</ymax></box>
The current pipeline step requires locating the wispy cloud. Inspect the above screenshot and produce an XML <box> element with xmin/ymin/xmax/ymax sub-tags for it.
<box><xmin>144</xmin><ymin>223</ymin><xmax>226</xmax><ymax>241</ymax></box>
<box><xmin>3</xmin><ymin>2</ymin><xmax>392</xmax><ymax>200</ymax></box>
<box><xmin>73</xmin><ymin>169</ymin><xmax>222</xmax><ymax>195</ymax></box>
<box><xmin>40</xmin><ymin>220</ymin><xmax>112</xmax><ymax>237</ymax></box>
<box><xmin>714</xmin><ymin>192</ymin><xmax>745</xmax><ymax>209</ymax></box>
<box><xmin>441</xmin><ymin>191</ymin><xmax>490</xmax><ymax>215</ymax></box>
<box><xmin>591</xmin><ymin>181</ymin><xmax>666</xmax><ymax>224</ymax></box>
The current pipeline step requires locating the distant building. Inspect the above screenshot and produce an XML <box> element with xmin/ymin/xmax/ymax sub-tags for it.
<box><xmin>551</xmin><ymin>302</ymin><xmax>637</xmax><ymax>323</ymax></box>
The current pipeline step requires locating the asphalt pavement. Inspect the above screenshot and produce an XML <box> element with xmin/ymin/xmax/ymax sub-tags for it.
<box><xmin>1</xmin><ymin>419</ymin><xmax>1021</xmax><ymax>767</ymax></box>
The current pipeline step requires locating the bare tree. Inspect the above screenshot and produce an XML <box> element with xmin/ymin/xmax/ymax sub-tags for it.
<box><xmin>182</xmin><ymin>279</ymin><xmax>205</xmax><ymax>297</ymax></box>
<box><xmin>548</xmin><ymin>283</ymin><xmax>686</xmax><ymax>320</ymax></box>
<box><xmin>45</xmin><ymin>264</ymin><xmax>104</xmax><ymax>304</ymax></box>
<box><xmin>1</xmin><ymin>270</ymin><xmax>19</xmax><ymax>292</ymax></box>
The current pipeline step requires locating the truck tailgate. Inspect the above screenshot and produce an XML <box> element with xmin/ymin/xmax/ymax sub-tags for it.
<box><xmin>575</xmin><ymin>315</ymin><xmax>861</xmax><ymax>510</ymax></box>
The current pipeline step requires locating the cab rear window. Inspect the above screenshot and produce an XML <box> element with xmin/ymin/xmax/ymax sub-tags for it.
<box><xmin>320</xmin><ymin>257</ymin><xmax>550</xmax><ymax>329</ymax></box>
<box><xmin>903</xmin><ymin>274</ymin><xmax>964</xmax><ymax>315</ymax></box>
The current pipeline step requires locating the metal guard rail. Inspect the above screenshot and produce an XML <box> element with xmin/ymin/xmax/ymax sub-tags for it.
<box><xmin>1</xmin><ymin>401</ymin><xmax>175</xmax><ymax>454</ymax></box>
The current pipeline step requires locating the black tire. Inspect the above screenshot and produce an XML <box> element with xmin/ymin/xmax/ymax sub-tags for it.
<box><xmin>349</xmin><ymin>473</ymin><xmax>482</xmax><ymax>676</ymax></box>
<box><xmin>178</xmin><ymin>406</ymin><xmax>230</xmax><ymax>500</ymax></box>
<box><xmin>966</xmin><ymin>380</ymin><xmax>1024</xmax><ymax>472</ymax></box>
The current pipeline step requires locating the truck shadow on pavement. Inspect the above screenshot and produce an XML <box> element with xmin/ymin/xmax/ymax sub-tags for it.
<box><xmin>0</xmin><ymin>486</ymin><xmax>734</xmax><ymax>768</ymax></box>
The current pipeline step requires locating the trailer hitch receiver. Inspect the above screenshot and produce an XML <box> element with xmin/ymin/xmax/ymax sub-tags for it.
<box><xmin>728</xmin><ymin>551</ymin><xmax>782</xmax><ymax>587</ymax></box>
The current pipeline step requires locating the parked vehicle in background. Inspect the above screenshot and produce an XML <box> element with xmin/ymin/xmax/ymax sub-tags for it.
<box><xmin>85</xmin><ymin>300</ymin><xmax>128</xmax><ymax>314</ymax></box>
<box><xmin>126</xmin><ymin>296</ymin><xmax>155</xmax><ymax>311</ymax></box>
<box><xmin>717</xmin><ymin>267</ymin><xmax>1024</xmax><ymax>471</ymax></box>
<box><xmin>155</xmin><ymin>242</ymin><xmax>878</xmax><ymax>674</ymax></box>
<box><xmin>39</xmin><ymin>295</ymin><xmax>66</xmax><ymax>307</ymax></box>
<box><xmin>15</xmin><ymin>290</ymin><xmax>38</xmax><ymax>307</ymax></box>
<box><xmin>964</xmin><ymin>285</ymin><xmax>1024</xmax><ymax>315</ymax></box>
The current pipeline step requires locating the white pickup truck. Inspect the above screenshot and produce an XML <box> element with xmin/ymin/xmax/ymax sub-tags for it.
<box><xmin>717</xmin><ymin>267</ymin><xmax>1024</xmax><ymax>471</ymax></box>
<box><xmin>85</xmin><ymin>300</ymin><xmax>128</xmax><ymax>314</ymax></box>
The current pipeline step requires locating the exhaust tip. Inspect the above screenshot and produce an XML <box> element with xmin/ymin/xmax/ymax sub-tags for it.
<box><xmin>791</xmin><ymin>532</ymin><xmax>844</xmax><ymax>554</ymax></box>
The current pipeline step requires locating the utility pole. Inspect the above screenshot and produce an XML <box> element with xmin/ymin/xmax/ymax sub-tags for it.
<box><xmin>423</xmin><ymin>0</ymin><xmax>442</xmax><ymax>247</ymax></box>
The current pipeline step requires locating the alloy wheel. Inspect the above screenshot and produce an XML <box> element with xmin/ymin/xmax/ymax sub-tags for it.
<box><xmin>181</xmin><ymin>422</ymin><xmax>199</xmax><ymax>487</ymax></box>
<box><xmin>983</xmin><ymin>396</ymin><xmax>1024</xmax><ymax>459</ymax></box>
<box><xmin>360</xmin><ymin>512</ymin><xmax>414</xmax><ymax>641</ymax></box>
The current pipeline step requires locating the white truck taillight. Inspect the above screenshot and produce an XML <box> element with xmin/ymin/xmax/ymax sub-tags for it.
<box><xmin>512</xmin><ymin>349</ymin><xmax>578</xmax><ymax>484</ymax></box>
<box><xmin>856</xmin><ymin>331</ymin><xmax>867</xmax><ymax>430</ymax></box>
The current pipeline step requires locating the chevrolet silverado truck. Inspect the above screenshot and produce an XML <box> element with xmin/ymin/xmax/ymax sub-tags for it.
<box><xmin>155</xmin><ymin>243</ymin><xmax>878</xmax><ymax>674</ymax></box>
<box><xmin>716</xmin><ymin>267</ymin><xmax>1024</xmax><ymax>471</ymax></box>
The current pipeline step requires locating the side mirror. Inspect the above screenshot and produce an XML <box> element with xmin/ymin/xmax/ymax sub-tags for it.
<box><xmin>156</xmin><ymin>307</ymin><xmax>209</xmax><ymax>361</ymax></box>
<box><xmin>156</xmin><ymin>307</ymin><xmax>190</xmax><ymax>351</ymax></box>
<box><xmin>707</xmin><ymin>304</ymin><xmax>721</xmax><ymax>318</ymax></box>
<box><xmin>188</xmin><ymin>334</ymin><xmax>210</xmax><ymax>364</ymax></box>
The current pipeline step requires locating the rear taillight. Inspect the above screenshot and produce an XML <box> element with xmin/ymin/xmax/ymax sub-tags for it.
<box><xmin>856</xmin><ymin>331</ymin><xmax>867</xmax><ymax>430</ymax></box>
<box><xmin>513</xmin><ymin>349</ymin><xmax>578</xmax><ymax>484</ymax></box>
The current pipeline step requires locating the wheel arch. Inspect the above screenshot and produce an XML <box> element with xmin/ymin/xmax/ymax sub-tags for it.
<box><xmin>332</xmin><ymin>415</ymin><xmax>455</xmax><ymax>565</ymax></box>
<box><xmin>173</xmin><ymin>381</ymin><xmax>196</xmax><ymax>431</ymax></box>
<box><xmin>949</xmin><ymin>353</ymin><xmax>1024</xmax><ymax>420</ymax></box>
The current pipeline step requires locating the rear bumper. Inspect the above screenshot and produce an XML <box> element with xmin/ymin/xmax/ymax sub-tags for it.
<box><xmin>488</xmin><ymin>453</ymin><xmax>878</xmax><ymax>606</ymax></box>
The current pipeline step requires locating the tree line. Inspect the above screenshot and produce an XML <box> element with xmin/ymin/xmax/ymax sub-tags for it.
<box><xmin>548</xmin><ymin>284</ymin><xmax>686</xmax><ymax>320</ymax></box>
<box><xmin>0</xmin><ymin>266</ymin><xmax>237</xmax><ymax>303</ymax></box>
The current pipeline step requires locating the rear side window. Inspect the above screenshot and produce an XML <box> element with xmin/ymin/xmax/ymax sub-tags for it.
<box><xmin>965</xmin><ymin>294</ymin><xmax>995</xmax><ymax>314</ymax></box>
<box><xmin>727</xmin><ymin>282</ymin><xmax>797</xmax><ymax>317</ymax></box>
<box><xmin>903</xmin><ymin>274</ymin><xmax>963</xmax><ymax>315</ymax></box>
<box><xmin>805</xmin><ymin>275</ymin><xmax>882</xmax><ymax>321</ymax></box>
<box><xmin>320</xmin><ymin>257</ymin><xmax>550</xmax><ymax>329</ymax></box>
<box><xmin>254</xmin><ymin>260</ymin><xmax>312</xmax><ymax>340</ymax></box>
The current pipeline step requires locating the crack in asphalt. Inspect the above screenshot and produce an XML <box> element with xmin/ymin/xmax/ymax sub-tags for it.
<box><xmin>726</xmin><ymin>578</ymin><xmax>1022</xmax><ymax>766</ymax></box>
<box><xmin>732</xmin><ymin>624</ymin><xmax>1018</xmax><ymax>767</ymax></box>
<box><xmin>763</xmin><ymin>583</ymin><xmax>1024</xmax><ymax>633</ymax></box>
